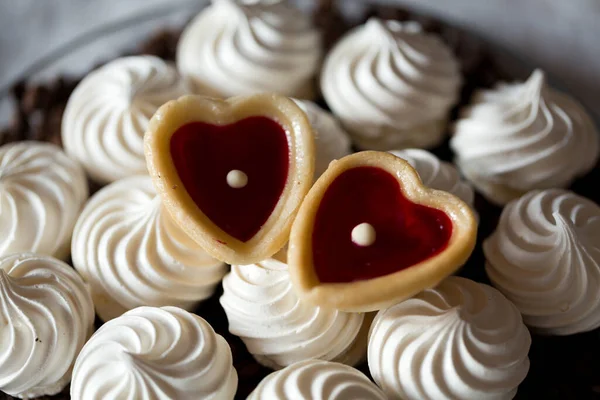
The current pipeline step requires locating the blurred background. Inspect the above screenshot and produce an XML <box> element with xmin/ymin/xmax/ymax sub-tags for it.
<box><xmin>1</xmin><ymin>0</ymin><xmax>599</xmax><ymax>124</ymax></box>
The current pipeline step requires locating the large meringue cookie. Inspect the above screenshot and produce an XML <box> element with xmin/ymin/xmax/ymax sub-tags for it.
<box><xmin>62</xmin><ymin>55</ymin><xmax>191</xmax><ymax>183</ymax></box>
<box><xmin>219</xmin><ymin>254</ymin><xmax>368</xmax><ymax>369</ymax></box>
<box><xmin>451</xmin><ymin>70</ymin><xmax>599</xmax><ymax>205</ymax></box>
<box><xmin>71</xmin><ymin>306</ymin><xmax>237</xmax><ymax>400</ymax></box>
<box><xmin>248</xmin><ymin>359</ymin><xmax>386</xmax><ymax>400</ymax></box>
<box><xmin>0</xmin><ymin>253</ymin><xmax>94</xmax><ymax>398</ymax></box>
<box><xmin>0</xmin><ymin>141</ymin><xmax>88</xmax><ymax>259</ymax></box>
<box><xmin>368</xmin><ymin>276</ymin><xmax>531</xmax><ymax>400</ymax></box>
<box><xmin>294</xmin><ymin>100</ymin><xmax>352</xmax><ymax>178</ymax></box>
<box><xmin>484</xmin><ymin>189</ymin><xmax>600</xmax><ymax>335</ymax></box>
<box><xmin>71</xmin><ymin>175</ymin><xmax>227</xmax><ymax>321</ymax></box>
<box><xmin>321</xmin><ymin>19</ymin><xmax>461</xmax><ymax>151</ymax></box>
<box><xmin>177</xmin><ymin>0</ymin><xmax>321</xmax><ymax>99</ymax></box>
<box><xmin>390</xmin><ymin>148</ymin><xmax>474</xmax><ymax>207</ymax></box>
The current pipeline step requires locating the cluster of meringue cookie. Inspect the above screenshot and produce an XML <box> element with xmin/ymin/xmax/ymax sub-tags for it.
<box><xmin>1</xmin><ymin>0</ymin><xmax>599</xmax><ymax>399</ymax></box>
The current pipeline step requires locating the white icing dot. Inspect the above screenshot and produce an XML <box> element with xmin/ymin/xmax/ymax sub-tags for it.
<box><xmin>352</xmin><ymin>223</ymin><xmax>376</xmax><ymax>247</ymax></box>
<box><xmin>227</xmin><ymin>170</ymin><xmax>248</xmax><ymax>189</ymax></box>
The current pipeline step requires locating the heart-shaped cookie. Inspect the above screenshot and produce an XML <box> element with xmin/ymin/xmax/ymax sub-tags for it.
<box><xmin>288</xmin><ymin>151</ymin><xmax>477</xmax><ymax>312</ymax></box>
<box><xmin>145</xmin><ymin>94</ymin><xmax>314</xmax><ymax>264</ymax></box>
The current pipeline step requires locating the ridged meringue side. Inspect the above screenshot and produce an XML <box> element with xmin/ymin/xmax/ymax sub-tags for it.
<box><xmin>0</xmin><ymin>141</ymin><xmax>88</xmax><ymax>259</ymax></box>
<box><xmin>0</xmin><ymin>253</ymin><xmax>94</xmax><ymax>398</ymax></box>
<box><xmin>177</xmin><ymin>0</ymin><xmax>321</xmax><ymax>98</ymax></box>
<box><xmin>71</xmin><ymin>306</ymin><xmax>237</xmax><ymax>400</ymax></box>
<box><xmin>321</xmin><ymin>18</ymin><xmax>461</xmax><ymax>150</ymax></box>
<box><xmin>72</xmin><ymin>176</ymin><xmax>227</xmax><ymax>322</ymax></box>
<box><xmin>294</xmin><ymin>100</ymin><xmax>352</xmax><ymax>177</ymax></box>
<box><xmin>390</xmin><ymin>148</ymin><xmax>474</xmax><ymax>206</ymax></box>
<box><xmin>484</xmin><ymin>189</ymin><xmax>600</xmax><ymax>335</ymax></box>
<box><xmin>368</xmin><ymin>276</ymin><xmax>531</xmax><ymax>400</ymax></box>
<box><xmin>451</xmin><ymin>70</ymin><xmax>599</xmax><ymax>205</ymax></box>
<box><xmin>62</xmin><ymin>55</ymin><xmax>191</xmax><ymax>183</ymax></box>
<box><xmin>248</xmin><ymin>359</ymin><xmax>387</xmax><ymax>400</ymax></box>
<box><xmin>220</xmin><ymin>257</ymin><xmax>368</xmax><ymax>369</ymax></box>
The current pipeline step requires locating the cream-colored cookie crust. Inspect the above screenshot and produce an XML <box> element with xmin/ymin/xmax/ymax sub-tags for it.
<box><xmin>288</xmin><ymin>151</ymin><xmax>477</xmax><ymax>312</ymax></box>
<box><xmin>144</xmin><ymin>94</ymin><xmax>314</xmax><ymax>265</ymax></box>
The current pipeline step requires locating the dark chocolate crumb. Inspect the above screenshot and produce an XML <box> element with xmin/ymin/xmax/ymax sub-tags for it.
<box><xmin>139</xmin><ymin>29</ymin><xmax>181</xmax><ymax>62</ymax></box>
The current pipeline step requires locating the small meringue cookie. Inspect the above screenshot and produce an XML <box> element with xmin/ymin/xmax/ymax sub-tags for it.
<box><xmin>62</xmin><ymin>55</ymin><xmax>191</xmax><ymax>183</ymax></box>
<box><xmin>294</xmin><ymin>100</ymin><xmax>352</xmax><ymax>177</ymax></box>
<box><xmin>177</xmin><ymin>0</ymin><xmax>321</xmax><ymax>99</ymax></box>
<box><xmin>71</xmin><ymin>306</ymin><xmax>237</xmax><ymax>400</ymax></box>
<box><xmin>0</xmin><ymin>141</ymin><xmax>88</xmax><ymax>259</ymax></box>
<box><xmin>0</xmin><ymin>253</ymin><xmax>94</xmax><ymax>398</ymax></box>
<box><xmin>368</xmin><ymin>276</ymin><xmax>531</xmax><ymax>400</ymax></box>
<box><xmin>321</xmin><ymin>18</ymin><xmax>461</xmax><ymax>150</ymax></box>
<box><xmin>248</xmin><ymin>359</ymin><xmax>387</xmax><ymax>400</ymax></box>
<box><xmin>390</xmin><ymin>148</ymin><xmax>475</xmax><ymax>207</ymax></box>
<box><xmin>451</xmin><ymin>70</ymin><xmax>599</xmax><ymax>205</ymax></box>
<box><xmin>220</xmin><ymin>255</ymin><xmax>368</xmax><ymax>369</ymax></box>
<box><xmin>71</xmin><ymin>175</ymin><xmax>227</xmax><ymax>322</ymax></box>
<box><xmin>484</xmin><ymin>189</ymin><xmax>600</xmax><ymax>335</ymax></box>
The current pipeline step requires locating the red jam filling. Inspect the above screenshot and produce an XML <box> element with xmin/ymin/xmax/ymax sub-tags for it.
<box><xmin>170</xmin><ymin>117</ymin><xmax>289</xmax><ymax>242</ymax></box>
<box><xmin>312</xmin><ymin>166</ymin><xmax>452</xmax><ymax>283</ymax></box>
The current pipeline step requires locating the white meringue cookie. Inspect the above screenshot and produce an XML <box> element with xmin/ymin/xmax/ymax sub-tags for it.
<box><xmin>177</xmin><ymin>0</ymin><xmax>321</xmax><ymax>99</ymax></box>
<box><xmin>71</xmin><ymin>175</ymin><xmax>227</xmax><ymax>322</ymax></box>
<box><xmin>0</xmin><ymin>253</ymin><xmax>94</xmax><ymax>398</ymax></box>
<box><xmin>0</xmin><ymin>141</ymin><xmax>88</xmax><ymax>259</ymax></box>
<box><xmin>71</xmin><ymin>306</ymin><xmax>237</xmax><ymax>400</ymax></box>
<box><xmin>321</xmin><ymin>18</ymin><xmax>461</xmax><ymax>150</ymax></box>
<box><xmin>390</xmin><ymin>148</ymin><xmax>474</xmax><ymax>207</ymax></box>
<box><xmin>484</xmin><ymin>189</ymin><xmax>600</xmax><ymax>335</ymax></box>
<box><xmin>451</xmin><ymin>70</ymin><xmax>599</xmax><ymax>205</ymax></box>
<box><xmin>368</xmin><ymin>276</ymin><xmax>531</xmax><ymax>400</ymax></box>
<box><xmin>248</xmin><ymin>359</ymin><xmax>386</xmax><ymax>400</ymax></box>
<box><xmin>294</xmin><ymin>100</ymin><xmax>352</xmax><ymax>177</ymax></box>
<box><xmin>62</xmin><ymin>56</ymin><xmax>191</xmax><ymax>183</ymax></box>
<box><xmin>220</xmin><ymin>256</ymin><xmax>368</xmax><ymax>369</ymax></box>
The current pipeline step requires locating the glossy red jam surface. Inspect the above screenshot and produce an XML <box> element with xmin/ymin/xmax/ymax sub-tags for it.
<box><xmin>312</xmin><ymin>166</ymin><xmax>452</xmax><ymax>283</ymax></box>
<box><xmin>170</xmin><ymin>117</ymin><xmax>289</xmax><ymax>242</ymax></box>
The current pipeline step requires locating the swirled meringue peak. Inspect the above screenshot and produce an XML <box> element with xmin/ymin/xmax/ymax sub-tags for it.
<box><xmin>451</xmin><ymin>69</ymin><xmax>599</xmax><ymax>205</ymax></box>
<box><xmin>71</xmin><ymin>306</ymin><xmax>237</xmax><ymax>400</ymax></box>
<box><xmin>71</xmin><ymin>175</ymin><xmax>227</xmax><ymax>322</ymax></box>
<box><xmin>484</xmin><ymin>189</ymin><xmax>600</xmax><ymax>335</ymax></box>
<box><xmin>248</xmin><ymin>359</ymin><xmax>387</xmax><ymax>400</ymax></box>
<box><xmin>62</xmin><ymin>55</ymin><xmax>191</xmax><ymax>183</ymax></box>
<box><xmin>368</xmin><ymin>276</ymin><xmax>531</xmax><ymax>400</ymax></box>
<box><xmin>0</xmin><ymin>253</ymin><xmax>94</xmax><ymax>398</ymax></box>
<box><xmin>294</xmin><ymin>100</ymin><xmax>352</xmax><ymax>177</ymax></box>
<box><xmin>321</xmin><ymin>18</ymin><xmax>461</xmax><ymax>150</ymax></box>
<box><xmin>390</xmin><ymin>148</ymin><xmax>474</xmax><ymax>207</ymax></box>
<box><xmin>0</xmin><ymin>141</ymin><xmax>88</xmax><ymax>259</ymax></box>
<box><xmin>177</xmin><ymin>0</ymin><xmax>322</xmax><ymax>99</ymax></box>
<box><xmin>220</xmin><ymin>254</ymin><xmax>368</xmax><ymax>369</ymax></box>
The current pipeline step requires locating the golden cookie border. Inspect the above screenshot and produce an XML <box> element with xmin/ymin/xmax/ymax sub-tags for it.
<box><xmin>145</xmin><ymin>94</ymin><xmax>315</xmax><ymax>265</ymax></box>
<box><xmin>288</xmin><ymin>151</ymin><xmax>477</xmax><ymax>312</ymax></box>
